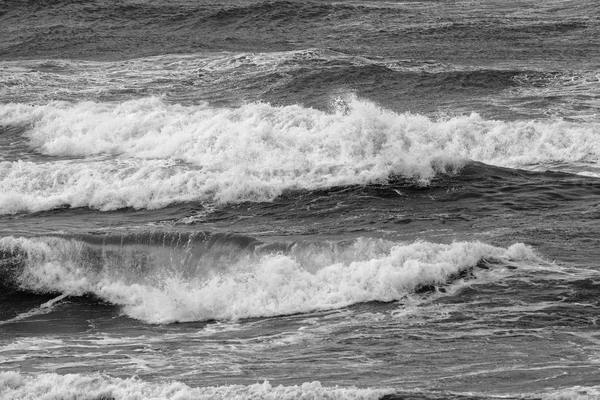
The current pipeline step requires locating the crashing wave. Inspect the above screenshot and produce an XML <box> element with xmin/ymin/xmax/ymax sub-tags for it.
<box><xmin>1</xmin><ymin>96</ymin><xmax>598</xmax><ymax>214</ymax></box>
<box><xmin>0</xmin><ymin>235</ymin><xmax>539</xmax><ymax>324</ymax></box>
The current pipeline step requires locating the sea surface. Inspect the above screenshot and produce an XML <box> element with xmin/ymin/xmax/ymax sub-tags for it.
<box><xmin>1</xmin><ymin>0</ymin><xmax>600</xmax><ymax>399</ymax></box>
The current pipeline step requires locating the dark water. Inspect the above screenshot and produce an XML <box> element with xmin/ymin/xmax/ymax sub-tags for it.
<box><xmin>1</xmin><ymin>1</ymin><xmax>600</xmax><ymax>399</ymax></box>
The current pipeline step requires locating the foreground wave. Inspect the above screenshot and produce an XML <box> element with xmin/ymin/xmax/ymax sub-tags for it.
<box><xmin>1</xmin><ymin>371</ymin><xmax>598</xmax><ymax>400</ymax></box>
<box><xmin>0</xmin><ymin>371</ymin><xmax>391</xmax><ymax>400</ymax></box>
<box><xmin>1</xmin><ymin>96</ymin><xmax>599</xmax><ymax>215</ymax></box>
<box><xmin>1</xmin><ymin>234</ymin><xmax>539</xmax><ymax>324</ymax></box>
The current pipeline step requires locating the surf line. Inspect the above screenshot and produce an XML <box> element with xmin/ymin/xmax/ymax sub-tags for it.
<box><xmin>0</xmin><ymin>293</ymin><xmax>70</xmax><ymax>326</ymax></box>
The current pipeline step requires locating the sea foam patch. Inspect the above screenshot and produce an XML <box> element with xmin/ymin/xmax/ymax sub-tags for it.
<box><xmin>1</xmin><ymin>236</ymin><xmax>540</xmax><ymax>324</ymax></box>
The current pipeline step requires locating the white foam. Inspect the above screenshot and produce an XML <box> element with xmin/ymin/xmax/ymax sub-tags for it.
<box><xmin>1</xmin><ymin>236</ymin><xmax>540</xmax><ymax>324</ymax></box>
<box><xmin>2</xmin><ymin>96</ymin><xmax>598</xmax><ymax>214</ymax></box>
<box><xmin>0</xmin><ymin>371</ymin><xmax>391</xmax><ymax>400</ymax></box>
<box><xmin>3</xmin><ymin>370</ymin><xmax>595</xmax><ymax>400</ymax></box>
<box><xmin>0</xmin><ymin>157</ymin><xmax>220</xmax><ymax>214</ymax></box>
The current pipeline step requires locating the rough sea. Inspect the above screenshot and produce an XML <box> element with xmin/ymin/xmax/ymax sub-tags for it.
<box><xmin>1</xmin><ymin>0</ymin><xmax>600</xmax><ymax>399</ymax></box>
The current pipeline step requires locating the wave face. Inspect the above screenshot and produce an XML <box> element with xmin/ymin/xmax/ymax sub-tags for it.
<box><xmin>0</xmin><ymin>234</ymin><xmax>538</xmax><ymax>324</ymax></box>
<box><xmin>1</xmin><ymin>96</ymin><xmax>599</xmax><ymax>214</ymax></box>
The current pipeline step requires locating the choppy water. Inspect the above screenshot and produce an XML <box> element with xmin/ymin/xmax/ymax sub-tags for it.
<box><xmin>1</xmin><ymin>1</ymin><xmax>600</xmax><ymax>399</ymax></box>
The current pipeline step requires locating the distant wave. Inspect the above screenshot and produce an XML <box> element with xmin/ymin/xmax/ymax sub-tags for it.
<box><xmin>0</xmin><ymin>49</ymin><xmax>575</xmax><ymax>107</ymax></box>
<box><xmin>0</xmin><ymin>234</ymin><xmax>539</xmax><ymax>323</ymax></box>
<box><xmin>1</xmin><ymin>96</ymin><xmax>599</xmax><ymax>214</ymax></box>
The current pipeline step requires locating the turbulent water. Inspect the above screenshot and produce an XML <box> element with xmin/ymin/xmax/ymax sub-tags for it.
<box><xmin>1</xmin><ymin>1</ymin><xmax>600</xmax><ymax>399</ymax></box>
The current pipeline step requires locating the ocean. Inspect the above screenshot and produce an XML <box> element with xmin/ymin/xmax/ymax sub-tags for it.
<box><xmin>1</xmin><ymin>0</ymin><xmax>600</xmax><ymax>399</ymax></box>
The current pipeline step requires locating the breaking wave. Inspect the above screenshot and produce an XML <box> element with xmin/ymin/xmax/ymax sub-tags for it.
<box><xmin>1</xmin><ymin>96</ymin><xmax>598</xmax><ymax>214</ymax></box>
<box><xmin>0</xmin><ymin>234</ymin><xmax>539</xmax><ymax>324</ymax></box>
<box><xmin>1</xmin><ymin>370</ymin><xmax>596</xmax><ymax>400</ymax></box>
<box><xmin>0</xmin><ymin>371</ymin><xmax>391</xmax><ymax>400</ymax></box>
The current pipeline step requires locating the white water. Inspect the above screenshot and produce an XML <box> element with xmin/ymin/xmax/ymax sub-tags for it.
<box><xmin>2</xmin><ymin>370</ymin><xmax>599</xmax><ymax>400</ymax></box>
<box><xmin>1</xmin><ymin>236</ymin><xmax>539</xmax><ymax>323</ymax></box>
<box><xmin>1</xmin><ymin>96</ymin><xmax>599</xmax><ymax>214</ymax></box>
<box><xmin>0</xmin><ymin>371</ymin><xmax>392</xmax><ymax>400</ymax></box>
